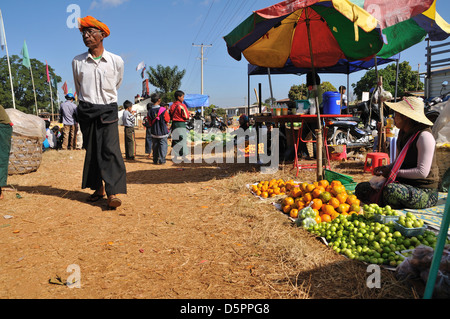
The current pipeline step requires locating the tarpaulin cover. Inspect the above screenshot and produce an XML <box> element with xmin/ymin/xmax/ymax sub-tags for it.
<box><xmin>248</xmin><ymin>54</ymin><xmax>400</xmax><ymax>76</ymax></box>
<box><xmin>184</xmin><ymin>94</ymin><xmax>210</xmax><ymax>108</ymax></box>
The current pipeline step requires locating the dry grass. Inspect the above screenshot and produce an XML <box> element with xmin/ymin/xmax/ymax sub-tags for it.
<box><xmin>0</xmin><ymin>129</ymin><xmax>417</xmax><ymax>299</ymax></box>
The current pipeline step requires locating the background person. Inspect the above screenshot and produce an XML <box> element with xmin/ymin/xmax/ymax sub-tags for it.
<box><xmin>72</xmin><ymin>16</ymin><xmax>126</xmax><ymax>209</ymax></box>
<box><xmin>169</xmin><ymin>90</ymin><xmax>189</xmax><ymax>161</ymax></box>
<box><xmin>122</xmin><ymin>100</ymin><xmax>136</xmax><ymax>160</ymax></box>
<box><xmin>148</xmin><ymin>93</ymin><xmax>171</xmax><ymax>165</ymax></box>
<box><xmin>59</xmin><ymin>93</ymin><xmax>78</xmax><ymax>150</ymax></box>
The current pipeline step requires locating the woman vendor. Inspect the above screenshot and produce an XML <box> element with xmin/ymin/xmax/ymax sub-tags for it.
<box><xmin>355</xmin><ymin>96</ymin><xmax>439</xmax><ymax>209</ymax></box>
<box><xmin>0</xmin><ymin>105</ymin><xmax>13</xmax><ymax>200</ymax></box>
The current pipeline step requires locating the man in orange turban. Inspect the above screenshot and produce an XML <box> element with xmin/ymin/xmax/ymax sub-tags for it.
<box><xmin>78</xmin><ymin>16</ymin><xmax>110</xmax><ymax>37</ymax></box>
<box><xmin>72</xmin><ymin>16</ymin><xmax>126</xmax><ymax>209</ymax></box>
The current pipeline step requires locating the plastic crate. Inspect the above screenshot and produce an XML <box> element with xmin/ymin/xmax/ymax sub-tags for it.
<box><xmin>324</xmin><ymin>169</ymin><xmax>354</xmax><ymax>184</ymax></box>
<box><xmin>343</xmin><ymin>182</ymin><xmax>357</xmax><ymax>191</ymax></box>
<box><xmin>394</xmin><ymin>221</ymin><xmax>426</xmax><ymax>237</ymax></box>
<box><xmin>374</xmin><ymin>213</ymin><xmax>399</xmax><ymax>224</ymax></box>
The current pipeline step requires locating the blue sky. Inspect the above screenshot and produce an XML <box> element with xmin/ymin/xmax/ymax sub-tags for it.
<box><xmin>1</xmin><ymin>0</ymin><xmax>449</xmax><ymax>108</ymax></box>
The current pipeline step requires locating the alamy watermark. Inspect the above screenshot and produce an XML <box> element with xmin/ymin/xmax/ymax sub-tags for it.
<box><xmin>66</xmin><ymin>4</ymin><xmax>81</xmax><ymax>29</ymax></box>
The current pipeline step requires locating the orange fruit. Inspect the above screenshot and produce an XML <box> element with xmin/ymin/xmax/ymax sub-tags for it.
<box><xmin>323</xmin><ymin>204</ymin><xmax>336</xmax><ymax>215</ymax></box>
<box><xmin>306</xmin><ymin>184</ymin><xmax>316</xmax><ymax>193</ymax></box>
<box><xmin>341</xmin><ymin>211</ymin><xmax>349</xmax><ymax>216</ymax></box>
<box><xmin>282</xmin><ymin>205</ymin><xmax>291</xmax><ymax>214</ymax></box>
<box><xmin>330</xmin><ymin>180</ymin><xmax>342</xmax><ymax>187</ymax></box>
<box><xmin>296</xmin><ymin>201</ymin><xmax>306</xmax><ymax>210</ymax></box>
<box><xmin>312</xmin><ymin>187</ymin><xmax>324</xmax><ymax>198</ymax></box>
<box><xmin>280</xmin><ymin>187</ymin><xmax>286</xmax><ymax>194</ymax></box>
<box><xmin>321</xmin><ymin>214</ymin><xmax>331</xmax><ymax>223</ymax></box>
<box><xmin>303</xmin><ymin>192</ymin><xmax>312</xmax><ymax>203</ymax></box>
<box><xmin>313</xmin><ymin>208</ymin><xmax>320</xmax><ymax>216</ymax></box>
<box><xmin>273</xmin><ymin>187</ymin><xmax>281</xmax><ymax>195</ymax></box>
<box><xmin>346</xmin><ymin>194</ymin><xmax>358</xmax><ymax>205</ymax></box>
<box><xmin>311</xmin><ymin>198</ymin><xmax>323</xmax><ymax>210</ymax></box>
<box><xmin>337</xmin><ymin>203</ymin><xmax>350</xmax><ymax>214</ymax></box>
<box><xmin>290</xmin><ymin>187</ymin><xmax>302</xmax><ymax>198</ymax></box>
<box><xmin>283</xmin><ymin>197</ymin><xmax>295</xmax><ymax>207</ymax></box>
<box><xmin>332</xmin><ymin>185</ymin><xmax>346</xmax><ymax>196</ymax></box>
<box><xmin>261</xmin><ymin>185</ymin><xmax>268</xmax><ymax>192</ymax></box>
<box><xmin>315</xmin><ymin>215</ymin><xmax>322</xmax><ymax>224</ymax></box>
<box><xmin>300</xmin><ymin>182</ymin><xmax>309</xmax><ymax>192</ymax></box>
<box><xmin>261</xmin><ymin>192</ymin><xmax>269</xmax><ymax>198</ymax></box>
<box><xmin>328</xmin><ymin>197</ymin><xmax>340</xmax><ymax>209</ymax></box>
<box><xmin>255</xmin><ymin>190</ymin><xmax>262</xmax><ymax>196</ymax></box>
<box><xmin>350</xmin><ymin>203</ymin><xmax>361</xmax><ymax>213</ymax></box>
<box><xmin>319</xmin><ymin>191</ymin><xmax>332</xmax><ymax>203</ymax></box>
<box><xmin>330</xmin><ymin>211</ymin><xmax>340</xmax><ymax>220</ymax></box>
<box><xmin>318</xmin><ymin>179</ymin><xmax>330</xmax><ymax>188</ymax></box>
<box><xmin>336</xmin><ymin>192</ymin><xmax>348</xmax><ymax>204</ymax></box>
<box><xmin>289</xmin><ymin>209</ymin><xmax>299</xmax><ymax>218</ymax></box>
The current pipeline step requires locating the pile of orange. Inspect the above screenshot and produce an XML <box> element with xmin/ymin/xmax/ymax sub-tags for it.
<box><xmin>280</xmin><ymin>179</ymin><xmax>362</xmax><ymax>223</ymax></box>
<box><xmin>251</xmin><ymin>178</ymin><xmax>297</xmax><ymax>198</ymax></box>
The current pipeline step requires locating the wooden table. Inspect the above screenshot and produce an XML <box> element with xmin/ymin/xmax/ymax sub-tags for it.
<box><xmin>252</xmin><ymin>114</ymin><xmax>353</xmax><ymax>177</ymax></box>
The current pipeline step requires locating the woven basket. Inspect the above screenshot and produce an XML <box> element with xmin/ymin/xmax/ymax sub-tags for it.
<box><xmin>8</xmin><ymin>133</ymin><xmax>43</xmax><ymax>175</ymax></box>
<box><xmin>436</xmin><ymin>147</ymin><xmax>450</xmax><ymax>185</ymax></box>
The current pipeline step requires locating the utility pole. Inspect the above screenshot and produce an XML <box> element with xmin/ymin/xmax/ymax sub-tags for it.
<box><xmin>193</xmin><ymin>43</ymin><xmax>212</xmax><ymax>116</ymax></box>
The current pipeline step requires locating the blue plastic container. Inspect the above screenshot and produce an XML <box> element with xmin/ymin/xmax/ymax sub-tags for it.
<box><xmin>322</xmin><ymin>91</ymin><xmax>341</xmax><ymax>115</ymax></box>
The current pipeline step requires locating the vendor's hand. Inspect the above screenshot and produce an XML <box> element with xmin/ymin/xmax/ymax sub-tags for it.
<box><xmin>374</xmin><ymin>165</ymin><xmax>390</xmax><ymax>178</ymax></box>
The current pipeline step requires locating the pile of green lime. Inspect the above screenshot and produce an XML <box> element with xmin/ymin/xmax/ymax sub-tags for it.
<box><xmin>307</xmin><ymin>214</ymin><xmax>446</xmax><ymax>266</ymax></box>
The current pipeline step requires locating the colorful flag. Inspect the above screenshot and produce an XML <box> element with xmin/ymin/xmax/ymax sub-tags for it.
<box><xmin>21</xmin><ymin>40</ymin><xmax>30</xmax><ymax>68</ymax></box>
<box><xmin>141</xmin><ymin>65</ymin><xmax>146</xmax><ymax>79</ymax></box>
<box><xmin>62</xmin><ymin>81</ymin><xmax>68</xmax><ymax>95</ymax></box>
<box><xmin>52</xmin><ymin>77</ymin><xmax>58</xmax><ymax>90</ymax></box>
<box><xmin>46</xmin><ymin>61</ymin><xmax>50</xmax><ymax>83</ymax></box>
<box><xmin>136</xmin><ymin>61</ymin><xmax>145</xmax><ymax>71</ymax></box>
<box><xmin>0</xmin><ymin>11</ymin><xmax>5</xmax><ymax>51</ymax></box>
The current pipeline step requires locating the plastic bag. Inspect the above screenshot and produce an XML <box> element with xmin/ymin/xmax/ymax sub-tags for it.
<box><xmin>5</xmin><ymin>108</ymin><xmax>46</xmax><ymax>142</ymax></box>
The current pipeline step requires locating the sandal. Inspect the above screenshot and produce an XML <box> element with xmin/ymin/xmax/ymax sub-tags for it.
<box><xmin>107</xmin><ymin>197</ymin><xmax>122</xmax><ymax>209</ymax></box>
<box><xmin>88</xmin><ymin>193</ymin><xmax>106</xmax><ymax>202</ymax></box>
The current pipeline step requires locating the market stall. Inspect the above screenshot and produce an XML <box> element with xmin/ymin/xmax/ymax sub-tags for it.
<box><xmin>253</xmin><ymin>114</ymin><xmax>353</xmax><ymax>176</ymax></box>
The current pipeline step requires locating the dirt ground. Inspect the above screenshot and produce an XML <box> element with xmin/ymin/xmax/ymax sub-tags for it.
<box><xmin>0</xmin><ymin>127</ymin><xmax>418</xmax><ymax>300</ymax></box>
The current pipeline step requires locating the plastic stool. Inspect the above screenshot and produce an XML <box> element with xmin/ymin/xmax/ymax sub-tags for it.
<box><xmin>364</xmin><ymin>152</ymin><xmax>390</xmax><ymax>174</ymax></box>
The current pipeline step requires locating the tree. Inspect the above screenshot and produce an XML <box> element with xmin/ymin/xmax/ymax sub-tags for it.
<box><xmin>352</xmin><ymin>61</ymin><xmax>423</xmax><ymax>100</ymax></box>
<box><xmin>288</xmin><ymin>81</ymin><xmax>337</xmax><ymax>102</ymax></box>
<box><xmin>0</xmin><ymin>55</ymin><xmax>61</xmax><ymax>114</ymax></box>
<box><xmin>147</xmin><ymin>64</ymin><xmax>186</xmax><ymax>103</ymax></box>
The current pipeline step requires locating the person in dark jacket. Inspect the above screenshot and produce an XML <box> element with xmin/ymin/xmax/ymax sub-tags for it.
<box><xmin>148</xmin><ymin>93</ymin><xmax>170</xmax><ymax>164</ymax></box>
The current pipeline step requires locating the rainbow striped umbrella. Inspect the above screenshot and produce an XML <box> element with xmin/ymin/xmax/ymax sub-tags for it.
<box><xmin>373</xmin><ymin>0</ymin><xmax>450</xmax><ymax>58</ymax></box>
<box><xmin>224</xmin><ymin>0</ymin><xmax>384</xmax><ymax>69</ymax></box>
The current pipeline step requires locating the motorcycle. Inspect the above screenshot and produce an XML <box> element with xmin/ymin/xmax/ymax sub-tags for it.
<box><xmin>186</xmin><ymin>114</ymin><xmax>207</xmax><ymax>132</ymax></box>
<box><xmin>326</xmin><ymin>116</ymin><xmax>375</xmax><ymax>149</ymax></box>
<box><xmin>206</xmin><ymin>117</ymin><xmax>228</xmax><ymax>132</ymax></box>
<box><xmin>424</xmin><ymin>81</ymin><xmax>449</xmax><ymax>124</ymax></box>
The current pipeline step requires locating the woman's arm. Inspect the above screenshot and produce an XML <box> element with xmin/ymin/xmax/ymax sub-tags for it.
<box><xmin>397</xmin><ymin>131</ymin><xmax>435</xmax><ymax>179</ymax></box>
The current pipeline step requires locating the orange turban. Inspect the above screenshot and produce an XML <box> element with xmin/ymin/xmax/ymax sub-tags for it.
<box><xmin>78</xmin><ymin>16</ymin><xmax>110</xmax><ymax>37</ymax></box>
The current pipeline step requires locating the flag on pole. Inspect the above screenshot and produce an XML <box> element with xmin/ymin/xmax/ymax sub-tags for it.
<box><xmin>21</xmin><ymin>40</ymin><xmax>31</xmax><ymax>68</ymax></box>
<box><xmin>141</xmin><ymin>65</ymin><xmax>146</xmax><ymax>79</ymax></box>
<box><xmin>52</xmin><ymin>77</ymin><xmax>58</xmax><ymax>90</ymax></box>
<box><xmin>62</xmin><ymin>81</ymin><xmax>68</xmax><ymax>95</ymax></box>
<box><xmin>0</xmin><ymin>12</ymin><xmax>5</xmax><ymax>50</ymax></box>
<box><xmin>46</xmin><ymin>61</ymin><xmax>50</xmax><ymax>83</ymax></box>
<box><xmin>136</xmin><ymin>61</ymin><xmax>145</xmax><ymax>71</ymax></box>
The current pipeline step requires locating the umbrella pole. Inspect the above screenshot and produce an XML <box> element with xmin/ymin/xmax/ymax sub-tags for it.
<box><xmin>306</xmin><ymin>8</ymin><xmax>323</xmax><ymax>181</ymax></box>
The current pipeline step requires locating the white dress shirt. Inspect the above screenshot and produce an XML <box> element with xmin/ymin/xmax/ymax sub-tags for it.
<box><xmin>72</xmin><ymin>49</ymin><xmax>124</xmax><ymax>105</ymax></box>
